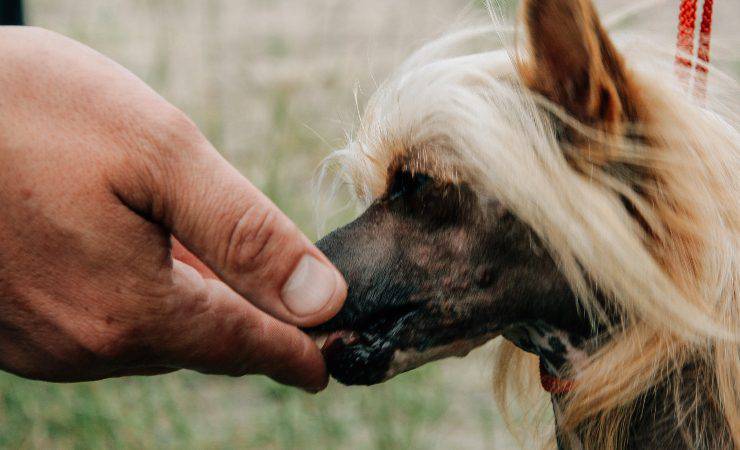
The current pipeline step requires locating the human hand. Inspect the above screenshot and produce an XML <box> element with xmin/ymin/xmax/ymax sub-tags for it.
<box><xmin>0</xmin><ymin>27</ymin><xmax>346</xmax><ymax>391</ymax></box>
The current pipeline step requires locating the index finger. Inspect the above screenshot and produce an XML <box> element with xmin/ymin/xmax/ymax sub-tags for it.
<box><xmin>147</xmin><ymin>261</ymin><xmax>328</xmax><ymax>390</ymax></box>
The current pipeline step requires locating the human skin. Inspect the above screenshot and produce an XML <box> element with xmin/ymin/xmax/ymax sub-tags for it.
<box><xmin>0</xmin><ymin>27</ymin><xmax>346</xmax><ymax>391</ymax></box>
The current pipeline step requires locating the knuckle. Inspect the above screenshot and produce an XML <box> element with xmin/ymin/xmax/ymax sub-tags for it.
<box><xmin>237</xmin><ymin>310</ymin><xmax>275</xmax><ymax>376</ymax></box>
<box><xmin>236</xmin><ymin>317</ymin><xmax>269</xmax><ymax>375</ymax></box>
<box><xmin>176</xmin><ymin>281</ymin><xmax>213</xmax><ymax>322</ymax></box>
<box><xmin>223</xmin><ymin>203</ymin><xmax>281</xmax><ymax>275</ymax></box>
<box><xmin>77</xmin><ymin>321</ymin><xmax>141</xmax><ymax>363</ymax></box>
<box><xmin>217</xmin><ymin>314</ymin><xmax>269</xmax><ymax>377</ymax></box>
<box><xmin>132</xmin><ymin>103</ymin><xmax>204</xmax><ymax>174</ymax></box>
<box><xmin>157</xmin><ymin>106</ymin><xmax>202</xmax><ymax>144</ymax></box>
<box><xmin>146</xmin><ymin>106</ymin><xmax>205</xmax><ymax>162</ymax></box>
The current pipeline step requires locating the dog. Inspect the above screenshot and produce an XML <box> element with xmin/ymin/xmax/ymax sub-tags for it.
<box><xmin>308</xmin><ymin>0</ymin><xmax>739</xmax><ymax>448</ymax></box>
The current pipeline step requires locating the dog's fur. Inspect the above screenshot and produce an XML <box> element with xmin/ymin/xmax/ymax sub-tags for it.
<box><xmin>310</xmin><ymin>0</ymin><xmax>739</xmax><ymax>448</ymax></box>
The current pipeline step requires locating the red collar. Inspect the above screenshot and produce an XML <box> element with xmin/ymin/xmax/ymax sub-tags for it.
<box><xmin>539</xmin><ymin>360</ymin><xmax>575</xmax><ymax>394</ymax></box>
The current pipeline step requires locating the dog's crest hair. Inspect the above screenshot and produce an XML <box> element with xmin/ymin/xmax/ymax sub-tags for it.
<box><xmin>318</xmin><ymin>2</ymin><xmax>739</xmax><ymax>448</ymax></box>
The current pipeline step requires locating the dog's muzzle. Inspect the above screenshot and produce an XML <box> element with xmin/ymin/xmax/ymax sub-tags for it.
<box><xmin>306</xmin><ymin>304</ymin><xmax>419</xmax><ymax>385</ymax></box>
<box><xmin>306</xmin><ymin>304</ymin><xmax>498</xmax><ymax>386</ymax></box>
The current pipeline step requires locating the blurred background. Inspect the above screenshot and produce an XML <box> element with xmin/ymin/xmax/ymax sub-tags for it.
<box><xmin>2</xmin><ymin>0</ymin><xmax>738</xmax><ymax>448</ymax></box>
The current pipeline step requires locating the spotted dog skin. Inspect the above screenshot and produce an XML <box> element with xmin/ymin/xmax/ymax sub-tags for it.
<box><xmin>503</xmin><ymin>320</ymin><xmax>590</xmax><ymax>378</ymax></box>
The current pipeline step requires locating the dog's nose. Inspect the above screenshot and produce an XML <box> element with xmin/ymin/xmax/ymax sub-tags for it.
<box><xmin>316</xmin><ymin>226</ymin><xmax>359</xmax><ymax>284</ymax></box>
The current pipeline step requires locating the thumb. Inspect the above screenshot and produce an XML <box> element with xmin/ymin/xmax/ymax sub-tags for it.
<box><xmin>120</xmin><ymin>116</ymin><xmax>347</xmax><ymax>328</ymax></box>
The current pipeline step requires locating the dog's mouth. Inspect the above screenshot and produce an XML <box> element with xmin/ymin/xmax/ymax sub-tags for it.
<box><xmin>306</xmin><ymin>304</ymin><xmax>499</xmax><ymax>386</ymax></box>
<box><xmin>306</xmin><ymin>304</ymin><xmax>418</xmax><ymax>385</ymax></box>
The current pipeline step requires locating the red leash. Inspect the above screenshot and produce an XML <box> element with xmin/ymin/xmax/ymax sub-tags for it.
<box><xmin>676</xmin><ymin>0</ymin><xmax>716</xmax><ymax>99</ymax></box>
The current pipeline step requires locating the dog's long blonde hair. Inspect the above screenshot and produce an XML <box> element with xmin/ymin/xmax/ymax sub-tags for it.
<box><xmin>319</xmin><ymin>1</ymin><xmax>739</xmax><ymax>448</ymax></box>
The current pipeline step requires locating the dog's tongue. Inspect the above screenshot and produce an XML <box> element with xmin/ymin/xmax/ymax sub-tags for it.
<box><xmin>323</xmin><ymin>332</ymin><xmax>345</xmax><ymax>351</ymax></box>
<box><xmin>313</xmin><ymin>330</ymin><xmax>359</xmax><ymax>353</ymax></box>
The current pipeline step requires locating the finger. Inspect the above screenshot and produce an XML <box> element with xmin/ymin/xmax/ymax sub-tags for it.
<box><xmin>115</xmin><ymin>117</ymin><xmax>346</xmax><ymax>328</ymax></box>
<box><xmin>107</xmin><ymin>367</ymin><xmax>178</xmax><ymax>378</ymax></box>
<box><xmin>148</xmin><ymin>261</ymin><xmax>328</xmax><ymax>390</ymax></box>
<box><xmin>171</xmin><ymin>236</ymin><xmax>218</xmax><ymax>279</ymax></box>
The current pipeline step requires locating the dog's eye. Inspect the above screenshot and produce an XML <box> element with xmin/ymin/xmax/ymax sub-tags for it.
<box><xmin>387</xmin><ymin>171</ymin><xmax>467</xmax><ymax>226</ymax></box>
<box><xmin>388</xmin><ymin>171</ymin><xmax>431</xmax><ymax>201</ymax></box>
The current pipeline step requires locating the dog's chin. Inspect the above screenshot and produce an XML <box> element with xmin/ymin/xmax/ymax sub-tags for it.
<box><xmin>314</xmin><ymin>330</ymin><xmax>395</xmax><ymax>385</ymax></box>
<box><xmin>311</xmin><ymin>328</ymin><xmax>499</xmax><ymax>386</ymax></box>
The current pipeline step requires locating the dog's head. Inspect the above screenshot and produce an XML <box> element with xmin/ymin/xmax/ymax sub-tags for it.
<box><xmin>311</xmin><ymin>166</ymin><xmax>588</xmax><ymax>385</ymax></box>
<box><xmin>309</xmin><ymin>0</ymin><xmax>644</xmax><ymax>385</ymax></box>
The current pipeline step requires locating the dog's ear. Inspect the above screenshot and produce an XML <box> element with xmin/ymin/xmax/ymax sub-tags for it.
<box><xmin>520</xmin><ymin>0</ymin><xmax>639</xmax><ymax>132</ymax></box>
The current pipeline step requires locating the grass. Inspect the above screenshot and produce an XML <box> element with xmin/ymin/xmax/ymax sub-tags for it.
<box><xmin>0</xmin><ymin>361</ymin><xmax>505</xmax><ymax>449</ymax></box>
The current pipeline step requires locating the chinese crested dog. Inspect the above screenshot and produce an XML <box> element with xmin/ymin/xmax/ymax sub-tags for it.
<box><xmin>309</xmin><ymin>0</ymin><xmax>739</xmax><ymax>448</ymax></box>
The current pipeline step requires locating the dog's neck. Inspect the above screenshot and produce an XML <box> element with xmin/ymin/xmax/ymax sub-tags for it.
<box><xmin>503</xmin><ymin>322</ymin><xmax>730</xmax><ymax>450</ymax></box>
<box><xmin>551</xmin><ymin>366</ymin><xmax>730</xmax><ymax>450</ymax></box>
